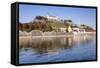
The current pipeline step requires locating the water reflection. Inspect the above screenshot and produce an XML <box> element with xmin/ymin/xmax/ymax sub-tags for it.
<box><xmin>19</xmin><ymin>35</ymin><xmax>96</xmax><ymax>64</ymax></box>
<box><xmin>19</xmin><ymin>37</ymin><xmax>73</xmax><ymax>54</ymax></box>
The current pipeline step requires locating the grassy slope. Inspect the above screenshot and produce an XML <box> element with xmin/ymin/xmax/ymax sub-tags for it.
<box><xmin>47</xmin><ymin>22</ymin><xmax>68</xmax><ymax>28</ymax></box>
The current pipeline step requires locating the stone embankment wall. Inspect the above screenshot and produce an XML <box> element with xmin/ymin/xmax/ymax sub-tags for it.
<box><xmin>19</xmin><ymin>30</ymin><xmax>72</xmax><ymax>36</ymax></box>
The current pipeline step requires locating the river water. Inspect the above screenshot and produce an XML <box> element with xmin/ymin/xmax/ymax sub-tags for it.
<box><xmin>19</xmin><ymin>34</ymin><xmax>96</xmax><ymax>64</ymax></box>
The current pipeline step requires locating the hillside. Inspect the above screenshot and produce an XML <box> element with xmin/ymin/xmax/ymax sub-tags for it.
<box><xmin>19</xmin><ymin>20</ymin><xmax>70</xmax><ymax>32</ymax></box>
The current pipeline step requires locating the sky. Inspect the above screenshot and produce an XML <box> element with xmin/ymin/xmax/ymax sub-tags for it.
<box><xmin>19</xmin><ymin>4</ymin><xmax>96</xmax><ymax>29</ymax></box>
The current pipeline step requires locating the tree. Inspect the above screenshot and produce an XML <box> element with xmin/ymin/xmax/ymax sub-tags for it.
<box><xmin>35</xmin><ymin>16</ymin><xmax>47</xmax><ymax>21</ymax></box>
<box><xmin>19</xmin><ymin>22</ymin><xmax>22</xmax><ymax>30</ymax></box>
<box><xmin>64</xmin><ymin>19</ymin><xmax>73</xmax><ymax>27</ymax></box>
<box><xmin>42</xmin><ymin>24</ymin><xmax>53</xmax><ymax>32</ymax></box>
<box><xmin>22</xmin><ymin>24</ymin><xmax>31</xmax><ymax>32</ymax></box>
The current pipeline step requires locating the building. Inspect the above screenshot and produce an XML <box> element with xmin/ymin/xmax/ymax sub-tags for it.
<box><xmin>46</xmin><ymin>16</ymin><xmax>59</xmax><ymax>21</ymax></box>
<box><xmin>79</xmin><ymin>28</ymin><xmax>85</xmax><ymax>33</ymax></box>
<box><xmin>72</xmin><ymin>24</ymin><xmax>85</xmax><ymax>34</ymax></box>
<box><xmin>59</xmin><ymin>27</ymin><xmax>67</xmax><ymax>32</ymax></box>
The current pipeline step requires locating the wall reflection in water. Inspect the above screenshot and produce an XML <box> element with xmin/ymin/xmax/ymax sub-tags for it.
<box><xmin>19</xmin><ymin>37</ymin><xmax>73</xmax><ymax>55</ymax></box>
<box><xmin>19</xmin><ymin>35</ymin><xmax>96</xmax><ymax>64</ymax></box>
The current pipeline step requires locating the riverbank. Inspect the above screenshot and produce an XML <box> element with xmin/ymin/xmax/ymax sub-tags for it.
<box><xmin>19</xmin><ymin>32</ymin><xmax>96</xmax><ymax>38</ymax></box>
<box><xmin>19</xmin><ymin>35</ymin><xmax>73</xmax><ymax>38</ymax></box>
<box><xmin>19</xmin><ymin>30</ymin><xmax>96</xmax><ymax>37</ymax></box>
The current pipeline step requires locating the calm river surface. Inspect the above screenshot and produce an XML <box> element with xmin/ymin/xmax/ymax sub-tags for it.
<box><xmin>19</xmin><ymin>35</ymin><xmax>96</xmax><ymax>64</ymax></box>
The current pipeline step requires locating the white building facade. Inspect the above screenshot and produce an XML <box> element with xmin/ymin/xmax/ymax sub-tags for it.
<box><xmin>46</xmin><ymin>16</ymin><xmax>59</xmax><ymax>21</ymax></box>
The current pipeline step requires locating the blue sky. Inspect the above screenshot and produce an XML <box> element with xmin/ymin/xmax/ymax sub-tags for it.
<box><xmin>19</xmin><ymin>4</ymin><xmax>96</xmax><ymax>29</ymax></box>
